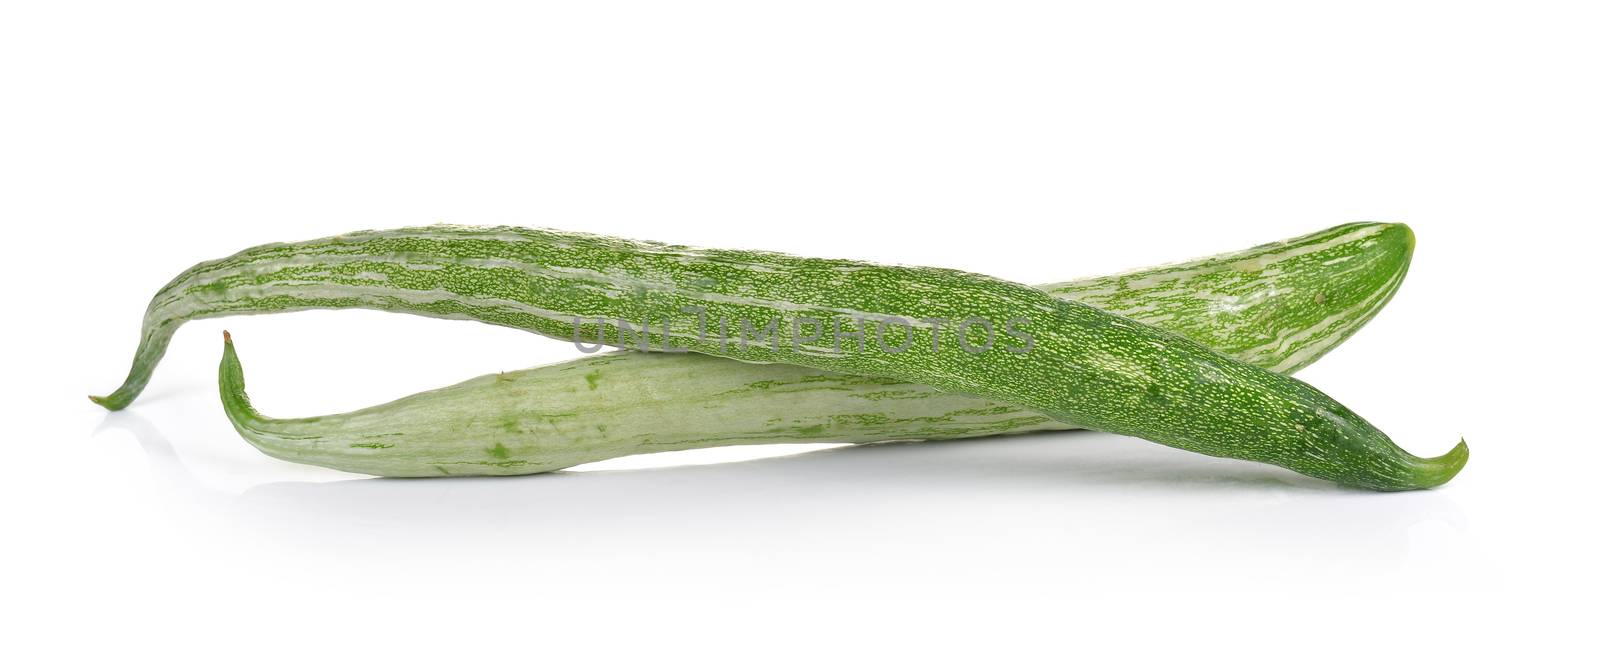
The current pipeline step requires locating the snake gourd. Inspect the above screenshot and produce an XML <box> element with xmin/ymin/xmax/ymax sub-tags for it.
<box><xmin>93</xmin><ymin>222</ymin><xmax>1463</xmax><ymax>489</ymax></box>
<box><xmin>216</xmin><ymin>223</ymin><xmax>1425</xmax><ymax>478</ymax></box>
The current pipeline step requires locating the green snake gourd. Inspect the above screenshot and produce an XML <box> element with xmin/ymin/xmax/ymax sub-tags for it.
<box><xmin>216</xmin><ymin>223</ymin><xmax>1424</xmax><ymax>477</ymax></box>
<box><xmin>91</xmin><ymin>222</ymin><xmax>1462</xmax><ymax>489</ymax></box>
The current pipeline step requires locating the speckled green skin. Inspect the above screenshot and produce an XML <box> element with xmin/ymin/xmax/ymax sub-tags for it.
<box><xmin>98</xmin><ymin>222</ymin><xmax>1465</xmax><ymax>489</ymax></box>
<box><xmin>216</xmin><ymin>224</ymin><xmax>1424</xmax><ymax>478</ymax></box>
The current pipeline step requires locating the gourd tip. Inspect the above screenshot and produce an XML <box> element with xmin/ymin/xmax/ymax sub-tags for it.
<box><xmin>1411</xmin><ymin>438</ymin><xmax>1469</xmax><ymax>489</ymax></box>
<box><xmin>88</xmin><ymin>392</ymin><xmax>128</xmax><ymax>410</ymax></box>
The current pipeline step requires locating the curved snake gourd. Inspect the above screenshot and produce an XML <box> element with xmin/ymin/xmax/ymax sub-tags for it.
<box><xmin>94</xmin><ymin>221</ymin><xmax>1463</xmax><ymax>489</ymax></box>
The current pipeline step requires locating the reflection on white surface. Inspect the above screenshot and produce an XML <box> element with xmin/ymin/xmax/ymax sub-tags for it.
<box><xmin>98</xmin><ymin>410</ymin><xmax>1477</xmax><ymax>597</ymax></box>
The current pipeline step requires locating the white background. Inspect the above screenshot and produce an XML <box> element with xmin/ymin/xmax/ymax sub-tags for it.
<box><xmin>3</xmin><ymin>1</ymin><xmax>1596</xmax><ymax>658</ymax></box>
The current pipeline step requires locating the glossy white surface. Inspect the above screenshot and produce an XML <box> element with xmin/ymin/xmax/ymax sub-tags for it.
<box><xmin>4</xmin><ymin>1</ymin><xmax>1596</xmax><ymax>657</ymax></box>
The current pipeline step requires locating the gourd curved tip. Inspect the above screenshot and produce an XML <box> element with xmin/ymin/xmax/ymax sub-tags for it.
<box><xmin>1411</xmin><ymin>438</ymin><xmax>1469</xmax><ymax>489</ymax></box>
<box><xmin>220</xmin><ymin>331</ymin><xmax>240</xmax><ymax>363</ymax></box>
<box><xmin>88</xmin><ymin>392</ymin><xmax>127</xmax><ymax>411</ymax></box>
